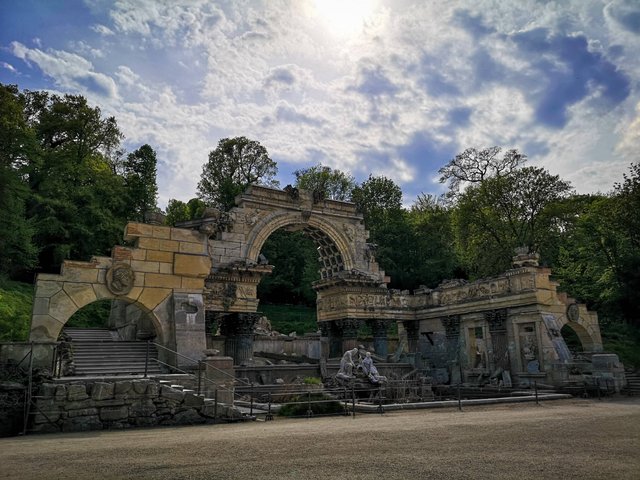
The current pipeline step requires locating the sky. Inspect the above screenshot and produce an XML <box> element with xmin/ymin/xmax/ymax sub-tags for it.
<box><xmin>1</xmin><ymin>0</ymin><xmax>639</xmax><ymax>209</ymax></box>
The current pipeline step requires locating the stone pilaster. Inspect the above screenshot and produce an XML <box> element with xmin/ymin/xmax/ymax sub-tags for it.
<box><xmin>369</xmin><ymin>319</ymin><xmax>389</xmax><ymax>357</ymax></box>
<box><xmin>403</xmin><ymin>320</ymin><xmax>419</xmax><ymax>353</ymax></box>
<box><xmin>486</xmin><ymin>309</ymin><xmax>509</xmax><ymax>371</ymax></box>
<box><xmin>328</xmin><ymin>321</ymin><xmax>343</xmax><ymax>358</ymax></box>
<box><xmin>338</xmin><ymin>318</ymin><xmax>361</xmax><ymax>352</ymax></box>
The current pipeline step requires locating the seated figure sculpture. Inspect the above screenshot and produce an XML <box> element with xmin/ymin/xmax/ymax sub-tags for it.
<box><xmin>336</xmin><ymin>347</ymin><xmax>359</xmax><ymax>380</ymax></box>
<box><xmin>361</xmin><ymin>352</ymin><xmax>387</xmax><ymax>384</ymax></box>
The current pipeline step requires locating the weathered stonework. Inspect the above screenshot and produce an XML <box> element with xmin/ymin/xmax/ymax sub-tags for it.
<box><xmin>30</xmin><ymin>379</ymin><xmax>240</xmax><ymax>433</ymax></box>
<box><xmin>29</xmin><ymin>223</ymin><xmax>212</xmax><ymax>364</ymax></box>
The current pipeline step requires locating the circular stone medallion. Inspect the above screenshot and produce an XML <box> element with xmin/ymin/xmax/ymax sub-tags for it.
<box><xmin>567</xmin><ymin>303</ymin><xmax>579</xmax><ymax>322</ymax></box>
<box><xmin>106</xmin><ymin>263</ymin><xmax>135</xmax><ymax>295</ymax></box>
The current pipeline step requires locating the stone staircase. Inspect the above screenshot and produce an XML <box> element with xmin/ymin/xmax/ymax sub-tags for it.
<box><xmin>63</xmin><ymin>328</ymin><xmax>163</xmax><ymax>376</ymax></box>
<box><xmin>622</xmin><ymin>369</ymin><xmax>640</xmax><ymax>396</ymax></box>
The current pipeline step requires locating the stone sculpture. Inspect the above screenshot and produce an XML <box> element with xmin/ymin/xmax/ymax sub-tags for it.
<box><xmin>361</xmin><ymin>352</ymin><xmax>387</xmax><ymax>384</ymax></box>
<box><xmin>336</xmin><ymin>347</ymin><xmax>359</xmax><ymax>380</ymax></box>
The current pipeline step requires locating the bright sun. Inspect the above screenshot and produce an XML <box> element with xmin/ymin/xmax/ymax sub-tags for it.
<box><xmin>313</xmin><ymin>0</ymin><xmax>376</xmax><ymax>36</ymax></box>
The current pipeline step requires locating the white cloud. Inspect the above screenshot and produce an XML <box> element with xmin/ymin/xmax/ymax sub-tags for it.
<box><xmin>10</xmin><ymin>42</ymin><xmax>117</xmax><ymax>98</ymax></box>
<box><xmin>1</xmin><ymin>62</ymin><xmax>18</xmax><ymax>74</ymax></box>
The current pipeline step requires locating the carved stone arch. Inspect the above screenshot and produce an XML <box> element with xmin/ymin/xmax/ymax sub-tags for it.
<box><xmin>31</xmin><ymin>282</ymin><xmax>169</xmax><ymax>345</ymax></box>
<box><xmin>244</xmin><ymin>211</ymin><xmax>357</xmax><ymax>278</ymax></box>
<box><xmin>558</xmin><ymin>319</ymin><xmax>601</xmax><ymax>352</ymax></box>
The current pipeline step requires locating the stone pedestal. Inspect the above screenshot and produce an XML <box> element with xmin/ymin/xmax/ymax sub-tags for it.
<box><xmin>203</xmin><ymin>352</ymin><xmax>235</xmax><ymax>404</ymax></box>
<box><xmin>173</xmin><ymin>293</ymin><xmax>206</xmax><ymax>368</ymax></box>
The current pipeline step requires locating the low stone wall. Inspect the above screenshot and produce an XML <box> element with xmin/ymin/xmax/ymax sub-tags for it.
<box><xmin>31</xmin><ymin>379</ymin><xmax>235</xmax><ymax>434</ymax></box>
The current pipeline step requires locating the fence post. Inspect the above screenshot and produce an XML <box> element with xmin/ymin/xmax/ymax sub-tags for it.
<box><xmin>307</xmin><ymin>391</ymin><xmax>312</xmax><ymax>418</ymax></box>
<box><xmin>377</xmin><ymin>384</ymin><xmax>384</xmax><ymax>415</ymax></box>
<box><xmin>266</xmin><ymin>391</ymin><xmax>273</xmax><ymax>421</ymax></box>
<box><xmin>143</xmin><ymin>340</ymin><xmax>150</xmax><ymax>378</ymax></box>
<box><xmin>457</xmin><ymin>384</ymin><xmax>462</xmax><ymax>411</ymax></box>
<box><xmin>351</xmin><ymin>384</ymin><xmax>356</xmax><ymax>419</ymax></box>
<box><xmin>597</xmin><ymin>377</ymin><xmax>601</xmax><ymax>401</ymax></box>
<box><xmin>343</xmin><ymin>387</ymin><xmax>348</xmax><ymax>416</ymax></box>
<box><xmin>213</xmin><ymin>389</ymin><xmax>218</xmax><ymax>424</ymax></box>
<box><xmin>534</xmin><ymin>381</ymin><xmax>539</xmax><ymax>405</ymax></box>
<box><xmin>197</xmin><ymin>360</ymin><xmax>202</xmax><ymax>396</ymax></box>
<box><xmin>250</xmin><ymin>383</ymin><xmax>254</xmax><ymax>417</ymax></box>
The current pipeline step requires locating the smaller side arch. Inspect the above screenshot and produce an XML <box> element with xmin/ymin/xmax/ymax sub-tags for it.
<box><xmin>558</xmin><ymin>318</ymin><xmax>602</xmax><ymax>352</ymax></box>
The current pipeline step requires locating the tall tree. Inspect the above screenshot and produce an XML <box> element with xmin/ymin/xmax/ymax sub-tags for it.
<box><xmin>351</xmin><ymin>174</ymin><xmax>403</xmax><ymax>227</ymax></box>
<box><xmin>25</xmin><ymin>91</ymin><xmax>127</xmax><ymax>272</ymax></box>
<box><xmin>293</xmin><ymin>164</ymin><xmax>355</xmax><ymax>201</ymax></box>
<box><xmin>453</xmin><ymin>166</ymin><xmax>572</xmax><ymax>277</ymax></box>
<box><xmin>439</xmin><ymin>147</ymin><xmax>527</xmax><ymax>201</ymax></box>
<box><xmin>0</xmin><ymin>84</ymin><xmax>38</xmax><ymax>277</ymax></box>
<box><xmin>164</xmin><ymin>198</ymin><xmax>207</xmax><ymax>226</ymax></box>
<box><xmin>124</xmin><ymin>144</ymin><xmax>159</xmax><ymax>221</ymax></box>
<box><xmin>198</xmin><ymin>137</ymin><xmax>278</xmax><ymax>211</ymax></box>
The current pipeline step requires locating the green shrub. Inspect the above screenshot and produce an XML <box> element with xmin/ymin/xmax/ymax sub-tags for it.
<box><xmin>278</xmin><ymin>393</ymin><xmax>344</xmax><ymax>417</ymax></box>
<box><xmin>303</xmin><ymin>376</ymin><xmax>322</xmax><ymax>385</ymax></box>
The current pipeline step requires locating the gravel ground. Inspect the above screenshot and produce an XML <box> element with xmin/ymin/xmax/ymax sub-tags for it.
<box><xmin>1</xmin><ymin>398</ymin><xmax>639</xmax><ymax>480</ymax></box>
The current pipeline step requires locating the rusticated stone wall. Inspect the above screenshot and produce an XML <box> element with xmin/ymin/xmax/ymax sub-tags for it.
<box><xmin>31</xmin><ymin>379</ymin><xmax>239</xmax><ymax>434</ymax></box>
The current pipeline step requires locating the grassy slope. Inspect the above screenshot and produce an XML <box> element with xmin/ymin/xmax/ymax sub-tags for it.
<box><xmin>257</xmin><ymin>303</ymin><xmax>317</xmax><ymax>335</ymax></box>
<box><xmin>0</xmin><ymin>279</ymin><xmax>33</xmax><ymax>342</ymax></box>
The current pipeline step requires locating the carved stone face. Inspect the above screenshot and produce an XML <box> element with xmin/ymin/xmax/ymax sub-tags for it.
<box><xmin>106</xmin><ymin>264</ymin><xmax>135</xmax><ymax>295</ymax></box>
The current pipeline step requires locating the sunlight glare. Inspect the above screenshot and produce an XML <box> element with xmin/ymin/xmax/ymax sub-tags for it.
<box><xmin>313</xmin><ymin>0</ymin><xmax>376</xmax><ymax>36</ymax></box>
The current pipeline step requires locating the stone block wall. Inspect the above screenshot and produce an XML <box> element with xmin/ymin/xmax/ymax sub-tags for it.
<box><xmin>31</xmin><ymin>379</ymin><xmax>239</xmax><ymax>434</ymax></box>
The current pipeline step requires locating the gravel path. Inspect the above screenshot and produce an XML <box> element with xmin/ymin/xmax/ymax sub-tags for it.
<box><xmin>1</xmin><ymin>398</ymin><xmax>639</xmax><ymax>480</ymax></box>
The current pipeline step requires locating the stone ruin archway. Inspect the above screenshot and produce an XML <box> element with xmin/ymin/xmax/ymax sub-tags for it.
<box><xmin>29</xmin><ymin>223</ymin><xmax>212</xmax><ymax>367</ymax></box>
<box><xmin>178</xmin><ymin>185</ymin><xmax>390</xmax><ymax>363</ymax></box>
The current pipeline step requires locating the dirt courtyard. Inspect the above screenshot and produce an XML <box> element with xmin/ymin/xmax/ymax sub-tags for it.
<box><xmin>1</xmin><ymin>398</ymin><xmax>639</xmax><ymax>480</ymax></box>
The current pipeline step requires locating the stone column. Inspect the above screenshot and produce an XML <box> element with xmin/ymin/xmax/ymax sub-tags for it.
<box><xmin>369</xmin><ymin>319</ymin><xmax>389</xmax><ymax>357</ymax></box>
<box><xmin>328</xmin><ymin>321</ymin><xmax>343</xmax><ymax>358</ymax></box>
<box><xmin>220</xmin><ymin>313</ymin><xmax>259</xmax><ymax>365</ymax></box>
<box><xmin>318</xmin><ymin>322</ymin><xmax>330</xmax><ymax>359</ymax></box>
<box><xmin>442</xmin><ymin>315</ymin><xmax>462</xmax><ymax>384</ymax></box>
<box><xmin>403</xmin><ymin>320</ymin><xmax>419</xmax><ymax>353</ymax></box>
<box><xmin>339</xmin><ymin>319</ymin><xmax>361</xmax><ymax>352</ymax></box>
<box><xmin>487</xmin><ymin>309</ymin><xmax>509</xmax><ymax>372</ymax></box>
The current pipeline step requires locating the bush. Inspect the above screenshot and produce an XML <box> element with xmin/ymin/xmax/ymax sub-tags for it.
<box><xmin>278</xmin><ymin>393</ymin><xmax>344</xmax><ymax>417</ymax></box>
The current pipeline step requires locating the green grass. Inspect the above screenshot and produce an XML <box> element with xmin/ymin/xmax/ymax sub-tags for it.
<box><xmin>0</xmin><ymin>278</ymin><xmax>33</xmax><ymax>342</ymax></box>
<box><xmin>257</xmin><ymin>303</ymin><xmax>317</xmax><ymax>335</ymax></box>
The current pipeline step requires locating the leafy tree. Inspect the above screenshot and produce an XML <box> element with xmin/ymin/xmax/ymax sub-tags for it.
<box><xmin>198</xmin><ymin>137</ymin><xmax>278</xmax><ymax>211</ymax></box>
<box><xmin>351</xmin><ymin>174</ymin><xmax>403</xmax><ymax>227</ymax></box>
<box><xmin>407</xmin><ymin>196</ymin><xmax>460</xmax><ymax>287</ymax></box>
<box><xmin>257</xmin><ymin>230</ymin><xmax>320</xmax><ymax>305</ymax></box>
<box><xmin>294</xmin><ymin>164</ymin><xmax>355</xmax><ymax>201</ymax></box>
<box><xmin>453</xmin><ymin>166</ymin><xmax>572</xmax><ymax>277</ymax></box>
<box><xmin>439</xmin><ymin>147</ymin><xmax>526</xmax><ymax>201</ymax></box>
<box><xmin>164</xmin><ymin>198</ymin><xmax>207</xmax><ymax>226</ymax></box>
<box><xmin>25</xmin><ymin>91</ymin><xmax>127</xmax><ymax>272</ymax></box>
<box><xmin>0</xmin><ymin>84</ymin><xmax>38</xmax><ymax>276</ymax></box>
<box><xmin>123</xmin><ymin>144</ymin><xmax>158</xmax><ymax>221</ymax></box>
